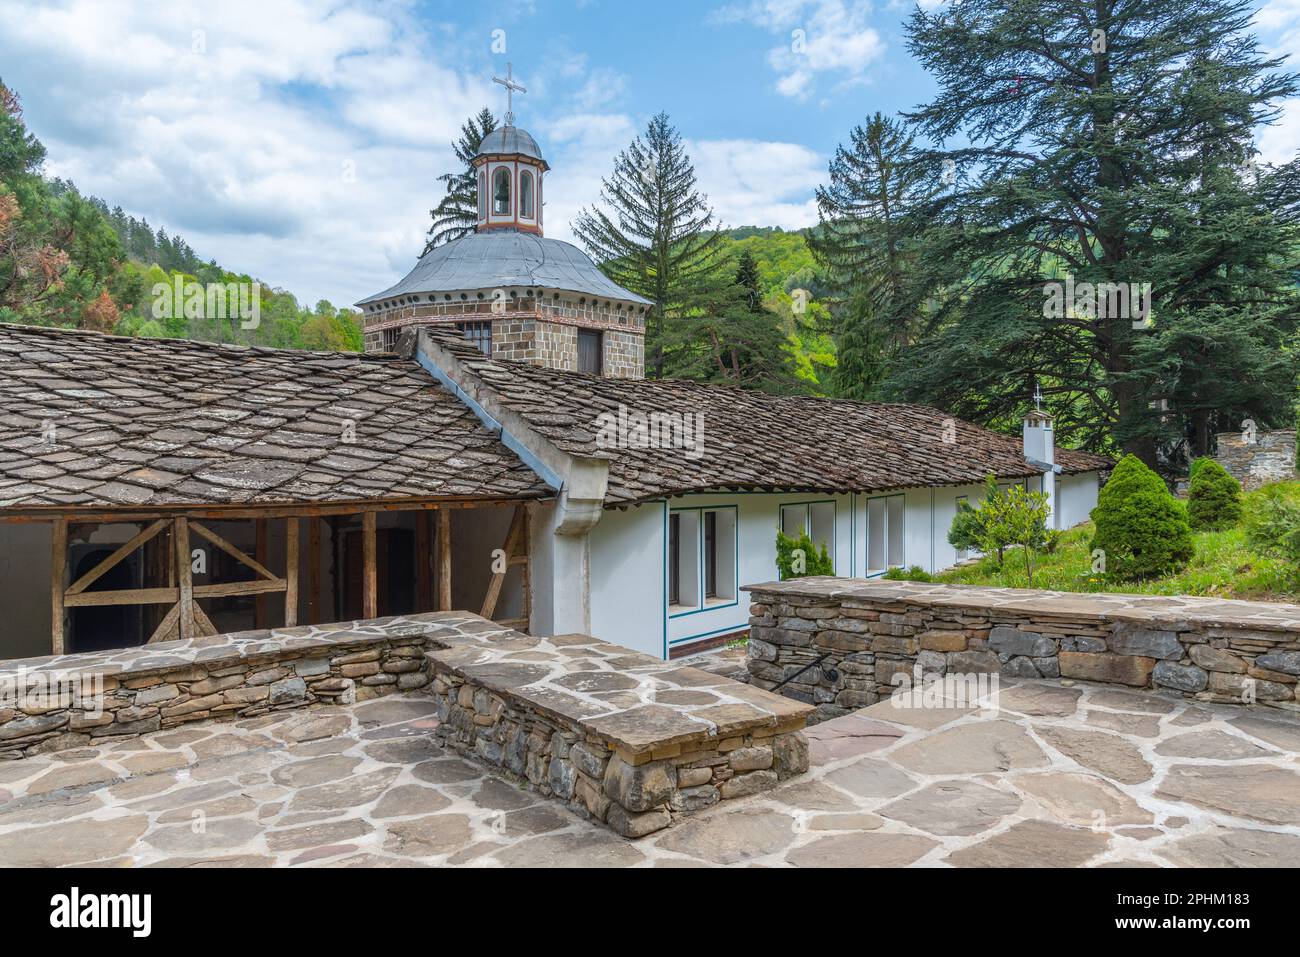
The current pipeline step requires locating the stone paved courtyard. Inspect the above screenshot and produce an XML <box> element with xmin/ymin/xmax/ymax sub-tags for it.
<box><xmin>2</xmin><ymin>678</ymin><xmax>1300</xmax><ymax>867</ymax></box>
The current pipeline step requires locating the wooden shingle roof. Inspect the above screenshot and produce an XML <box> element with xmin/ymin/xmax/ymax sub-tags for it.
<box><xmin>431</xmin><ymin>333</ymin><xmax>1111</xmax><ymax>505</ymax></box>
<box><xmin>0</xmin><ymin>324</ymin><xmax>550</xmax><ymax>512</ymax></box>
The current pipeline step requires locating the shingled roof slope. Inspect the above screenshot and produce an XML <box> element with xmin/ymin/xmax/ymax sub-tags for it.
<box><xmin>0</xmin><ymin>324</ymin><xmax>549</xmax><ymax>511</ymax></box>
<box><xmin>429</xmin><ymin>332</ymin><xmax>1112</xmax><ymax>505</ymax></box>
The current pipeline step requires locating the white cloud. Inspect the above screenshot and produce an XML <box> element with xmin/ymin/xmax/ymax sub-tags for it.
<box><xmin>1256</xmin><ymin>0</ymin><xmax>1300</xmax><ymax>165</ymax></box>
<box><xmin>687</xmin><ymin>139</ymin><xmax>823</xmax><ymax>229</ymax></box>
<box><xmin>0</xmin><ymin>0</ymin><xmax>826</xmax><ymax>308</ymax></box>
<box><xmin>0</xmin><ymin>0</ymin><xmax>488</xmax><ymax>307</ymax></box>
<box><xmin>713</xmin><ymin>0</ymin><xmax>886</xmax><ymax>99</ymax></box>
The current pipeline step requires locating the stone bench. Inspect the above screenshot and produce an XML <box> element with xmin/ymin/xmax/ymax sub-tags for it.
<box><xmin>419</xmin><ymin>614</ymin><xmax>812</xmax><ymax>837</ymax></box>
<box><xmin>745</xmin><ymin>577</ymin><xmax>1300</xmax><ymax>720</ymax></box>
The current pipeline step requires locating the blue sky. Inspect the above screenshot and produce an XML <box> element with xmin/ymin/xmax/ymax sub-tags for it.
<box><xmin>0</xmin><ymin>0</ymin><xmax>1295</xmax><ymax>307</ymax></box>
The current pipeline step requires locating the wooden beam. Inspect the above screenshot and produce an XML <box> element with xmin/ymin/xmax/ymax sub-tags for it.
<box><xmin>174</xmin><ymin>517</ymin><xmax>193</xmax><ymax>641</ymax></box>
<box><xmin>362</xmin><ymin>511</ymin><xmax>377</xmax><ymax>619</ymax></box>
<box><xmin>254</xmin><ymin>518</ymin><xmax>268</xmax><ymax>628</ymax></box>
<box><xmin>480</xmin><ymin>504</ymin><xmax>526</xmax><ymax>619</ymax></box>
<box><xmin>438</xmin><ymin>508</ymin><xmax>452</xmax><ymax>611</ymax></box>
<box><xmin>51</xmin><ymin>518</ymin><xmax>67</xmax><ymax>655</ymax></box>
<box><xmin>192</xmin><ymin>602</ymin><xmax>220</xmax><ymax>638</ymax></box>
<box><xmin>65</xmin><ymin>518</ymin><xmax>167</xmax><ymax>596</ymax></box>
<box><xmin>147</xmin><ymin>602</ymin><xmax>180</xmax><ymax>644</ymax></box>
<box><xmin>284</xmin><ymin>516</ymin><xmax>299</xmax><ymax>627</ymax></box>
<box><xmin>308</xmin><ymin>517</ymin><xmax>321</xmax><ymax>625</ymax></box>
<box><xmin>63</xmin><ymin>578</ymin><xmax>287</xmax><ymax>607</ymax></box>
<box><xmin>190</xmin><ymin>521</ymin><xmax>278</xmax><ymax>581</ymax></box>
<box><xmin>0</xmin><ymin>496</ymin><xmax>537</xmax><ymax>525</ymax></box>
<box><xmin>415</xmin><ymin>510</ymin><xmax>432</xmax><ymax>611</ymax></box>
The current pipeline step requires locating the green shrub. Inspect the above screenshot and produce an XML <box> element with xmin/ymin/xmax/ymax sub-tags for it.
<box><xmin>883</xmin><ymin>565</ymin><xmax>934</xmax><ymax>582</ymax></box>
<box><xmin>947</xmin><ymin>475</ymin><xmax>1053</xmax><ymax>581</ymax></box>
<box><xmin>775</xmin><ymin>529</ymin><xmax>833</xmax><ymax>579</ymax></box>
<box><xmin>1243</xmin><ymin>482</ymin><xmax>1300</xmax><ymax>562</ymax></box>
<box><xmin>1187</xmin><ymin>457</ymin><xmax>1242</xmax><ymax>531</ymax></box>
<box><xmin>1089</xmin><ymin>454</ymin><xmax>1194</xmax><ymax>579</ymax></box>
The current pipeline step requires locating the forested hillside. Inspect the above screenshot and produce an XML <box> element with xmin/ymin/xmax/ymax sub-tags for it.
<box><xmin>0</xmin><ymin>80</ymin><xmax>363</xmax><ymax>351</ymax></box>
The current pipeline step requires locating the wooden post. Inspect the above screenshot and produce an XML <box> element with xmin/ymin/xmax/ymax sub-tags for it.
<box><xmin>254</xmin><ymin>518</ymin><xmax>268</xmax><ymax>628</ymax></box>
<box><xmin>50</xmin><ymin>518</ymin><xmax>67</xmax><ymax>655</ymax></box>
<box><xmin>438</xmin><ymin>508</ymin><xmax>452</xmax><ymax>611</ymax></box>
<box><xmin>362</xmin><ymin>511</ymin><xmax>377</xmax><ymax>619</ymax></box>
<box><xmin>415</xmin><ymin>511</ymin><xmax>432</xmax><ymax>611</ymax></box>
<box><xmin>284</xmin><ymin>517</ymin><xmax>299</xmax><ymax>627</ymax></box>
<box><xmin>174</xmin><ymin>517</ymin><xmax>193</xmax><ymax>641</ymax></box>
<box><xmin>308</xmin><ymin>517</ymin><xmax>321</xmax><ymax>625</ymax></box>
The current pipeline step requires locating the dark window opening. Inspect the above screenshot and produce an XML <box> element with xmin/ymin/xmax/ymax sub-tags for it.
<box><xmin>460</xmin><ymin>321</ymin><xmax>492</xmax><ymax>355</ymax></box>
<box><xmin>668</xmin><ymin>512</ymin><xmax>680</xmax><ymax>606</ymax></box>
<box><xmin>704</xmin><ymin>510</ymin><xmax>717</xmax><ymax>599</ymax></box>
<box><xmin>578</xmin><ymin>328</ymin><xmax>602</xmax><ymax>374</ymax></box>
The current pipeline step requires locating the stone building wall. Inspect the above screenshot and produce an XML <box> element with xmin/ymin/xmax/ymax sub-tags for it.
<box><xmin>362</xmin><ymin>297</ymin><xmax>647</xmax><ymax>379</ymax></box>
<box><xmin>1215</xmin><ymin>429</ymin><xmax>1295</xmax><ymax>491</ymax></box>
<box><xmin>746</xmin><ymin>578</ymin><xmax>1300</xmax><ymax>722</ymax></box>
<box><xmin>604</xmin><ymin>329</ymin><xmax>645</xmax><ymax>380</ymax></box>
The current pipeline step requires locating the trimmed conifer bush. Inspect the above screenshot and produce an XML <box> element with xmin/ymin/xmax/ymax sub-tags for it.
<box><xmin>1089</xmin><ymin>454</ymin><xmax>1194</xmax><ymax>579</ymax></box>
<box><xmin>1187</xmin><ymin>457</ymin><xmax>1243</xmax><ymax>531</ymax></box>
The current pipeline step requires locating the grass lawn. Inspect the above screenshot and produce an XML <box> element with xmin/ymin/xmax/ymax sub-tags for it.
<box><xmin>933</xmin><ymin>521</ymin><xmax>1300</xmax><ymax>602</ymax></box>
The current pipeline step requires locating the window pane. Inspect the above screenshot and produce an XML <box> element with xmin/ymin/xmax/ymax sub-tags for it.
<box><xmin>781</xmin><ymin>504</ymin><xmax>806</xmax><ymax>538</ymax></box>
<box><xmin>867</xmin><ymin>499</ymin><xmax>885</xmax><ymax>571</ymax></box>
<box><xmin>955</xmin><ymin>496</ymin><xmax>968</xmax><ymax>561</ymax></box>
<box><xmin>478</xmin><ymin>170</ymin><xmax>486</xmax><ymax>219</ymax></box>
<box><xmin>578</xmin><ymin>329</ymin><xmax>601</xmax><ymax>374</ymax></box>
<box><xmin>460</xmin><ymin>321</ymin><xmax>491</xmax><ymax>355</ymax></box>
<box><xmin>887</xmin><ymin>495</ymin><xmax>904</xmax><ymax>567</ymax></box>
<box><xmin>671</xmin><ymin>511</ymin><xmax>700</xmax><ymax>609</ymax></box>
<box><xmin>520</xmin><ymin>171</ymin><xmax>534</xmax><ymax>218</ymax></box>
<box><xmin>809</xmin><ymin>502</ymin><xmax>834</xmax><ymax>572</ymax></box>
<box><xmin>704</xmin><ymin>509</ymin><xmax>736</xmax><ymax>601</ymax></box>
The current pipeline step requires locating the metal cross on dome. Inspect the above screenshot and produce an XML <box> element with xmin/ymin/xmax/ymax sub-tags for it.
<box><xmin>1033</xmin><ymin>382</ymin><xmax>1044</xmax><ymax>411</ymax></box>
<box><xmin>493</xmin><ymin>62</ymin><xmax>526</xmax><ymax>127</ymax></box>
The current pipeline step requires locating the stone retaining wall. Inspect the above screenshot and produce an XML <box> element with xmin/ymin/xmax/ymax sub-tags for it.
<box><xmin>0</xmin><ymin>611</ymin><xmax>813</xmax><ymax>838</ymax></box>
<box><xmin>1215</xmin><ymin>428</ymin><xmax>1296</xmax><ymax>491</ymax></box>
<box><xmin>745</xmin><ymin>578</ymin><xmax>1300</xmax><ymax>721</ymax></box>
<box><xmin>0</xmin><ymin>619</ymin><xmax>433</xmax><ymax>759</ymax></box>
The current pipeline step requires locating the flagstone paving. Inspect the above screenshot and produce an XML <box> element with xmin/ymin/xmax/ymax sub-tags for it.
<box><xmin>1</xmin><ymin>678</ymin><xmax>1299</xmax><ymax>867</ymax></box>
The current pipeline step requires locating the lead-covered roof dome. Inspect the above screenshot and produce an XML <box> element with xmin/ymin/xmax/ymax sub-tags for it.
<box><xmin>476</xmin><ymin>126</ymin><xmax>546</xmax><ymax>165</ymax></box>
<box><xmin>356</xmin><ymin>230</ymin><xmax>651</xmax><ymax>307</ymax></box>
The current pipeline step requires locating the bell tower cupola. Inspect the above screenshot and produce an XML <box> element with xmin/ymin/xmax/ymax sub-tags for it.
<box><xmin>473</xmin><ymin>63</ymin><xmax>548</xmax><ymax>236</ymax></box>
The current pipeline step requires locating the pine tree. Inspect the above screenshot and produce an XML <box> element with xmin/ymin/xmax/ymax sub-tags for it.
<box><xmin>676</xmin><ymin>248</ymin><xmax>802</xmax><ymax>392</ymax></box>
<box><xmin>810</xmin><ymin>112</ymin><xmax>931</xmax><ymax>358</ymax></box>
<box><xmin>572</xmin><ymin>112</ymin><xmax>730</xmax><ymax>378</ymax></box>
<box><xmin>884</xmin><ymin>0</ymin><xmax>1300</xmax><ymax>466</ymax></box>
<box><xmin>423</xmin><ymin>108</ymin><xmax>495</xmax><ymax>254</ymax></box>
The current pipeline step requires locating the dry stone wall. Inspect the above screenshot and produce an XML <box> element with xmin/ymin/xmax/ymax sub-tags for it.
<box><xmin>746</xmin><ymin>578</ymin><xmax>1300</xmax><ymax>721</ymax></box>
<box><xmin>1215</xmin><ymin>429</ymin><xmax>1296</xmax><ymax>491</ymax></box>
<box><xmin>0</xmin><ymin>619</ymin><xmax>432</xmax><ymax>759</ymax></box>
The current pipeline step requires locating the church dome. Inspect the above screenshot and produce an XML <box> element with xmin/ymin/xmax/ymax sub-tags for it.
<box><xmin>476</xmin><ymin>127</ymin><xmax>546</xmax><ymax>165</ymax></box>
<box><xmin>355</xmin><ymin>230</ymin><xmax>651</xmax><ymax>308</ymax></box>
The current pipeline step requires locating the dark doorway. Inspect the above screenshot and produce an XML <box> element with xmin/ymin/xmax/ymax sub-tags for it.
<box><xmin>68</xmin><ymin>544</ymin><xmax>144</xmax><ymax>652</ymax></box>
<box><xmin>338</xmin><ymin>526</ymin><xmax>416</xmax><ymax>620</ymax></box>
